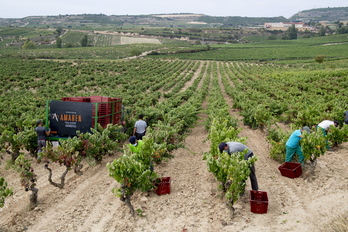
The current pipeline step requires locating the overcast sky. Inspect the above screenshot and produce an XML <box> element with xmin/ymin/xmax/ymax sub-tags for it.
<box><xmin>1</xmin><ymin>0</ymin><xmax>347</xmax><ymax>19</ymax></box>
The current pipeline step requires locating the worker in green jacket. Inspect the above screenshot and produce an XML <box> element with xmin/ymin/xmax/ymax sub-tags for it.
<box><xmin>128</xmin><ymin>136</ymin><xmax>144</xmax><ymax>154</ymax></box>
<box><xmin>128</xmin><ymin>136</ymin><xmax>154</xmax><ymax>171</ymax></box>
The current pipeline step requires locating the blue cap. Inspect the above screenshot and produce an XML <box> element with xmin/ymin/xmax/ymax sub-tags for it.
<box><xmin>218</xmin><ymin>142</ymin><xmax>227</xmax><ymax>153</ymax></box>
<box><xmin>129</xmin><ymin>136</ymin><xmax>137</xmax><ymax>144</ymax></box>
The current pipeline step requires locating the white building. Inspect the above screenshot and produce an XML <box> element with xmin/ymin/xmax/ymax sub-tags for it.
<box><xmin>264</xmin><ymin>22</ymin><xmax>315</xmax><ymax>31</ymax></box>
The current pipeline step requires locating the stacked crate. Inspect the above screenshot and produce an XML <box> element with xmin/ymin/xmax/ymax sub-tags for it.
<box><xmin>111</xmin><ymin>97</ymin><xmax>122</xmax><ymax>125</ymax></box>
<box><xmin>61</xmin><ymin>95</ymin><xmax>122</xmax><ymax>129</ymax></box>
<box><xmin>90</xmin><ymin>95</ymin><xmax>112</xmax><ymax>128</ymax></box>
<box><xmin>61</xmin><ymin>97</ymin><xmax>91</xmax><ymax>102</ymax></box>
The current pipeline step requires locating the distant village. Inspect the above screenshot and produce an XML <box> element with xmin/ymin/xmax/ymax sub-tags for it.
<box><xmin>264</xmin><ymin>21</ymin><xmax>348</xmax><ymax>32</ymax></box>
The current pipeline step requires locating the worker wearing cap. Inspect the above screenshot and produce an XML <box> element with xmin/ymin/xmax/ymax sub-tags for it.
<box><xmin>128</xmin><ymin>136</ymin><xmax>154</xmax><ymax>171</ymax></box>
<box><xmin>128</xmin><ymin>136</ymin><xmax>144</xmax><ymax>154</ymax></box>
<box><xmin>218</xmin><ymin>142</ymin><xmax>258</xmax><ymax>191</ymax></box>
<box><xmin>285</xmin><ymin>126</ymin><xmax>310</xmax><ymax>164</ymax></box>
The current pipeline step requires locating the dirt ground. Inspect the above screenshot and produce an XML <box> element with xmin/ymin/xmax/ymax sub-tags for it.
<box><xmin>1</xmin><ymin>61</ymin><xmax>348</xmax><ymax>231</ymax></box>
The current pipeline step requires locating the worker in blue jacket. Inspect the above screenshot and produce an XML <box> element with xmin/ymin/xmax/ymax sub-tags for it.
<box><xmin>285</xmin><ymin>126</ymin><xmax>310</xmax><ymax>164</ymax></box>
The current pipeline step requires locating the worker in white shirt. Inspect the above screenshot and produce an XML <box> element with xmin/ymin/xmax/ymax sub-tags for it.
<box><xmin>133</xmin><ymin>114</ymin><xmax>147</xmax><ymax>140</ymax></box>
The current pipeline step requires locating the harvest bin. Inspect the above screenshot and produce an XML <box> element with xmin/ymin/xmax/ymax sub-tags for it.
<box><xmin>155</xmin><ymin>177</ymin><xmax>171</xmax><ymax>195</ymax></box>
<box><xmin>250</xmin><ymin>190</ymin><xmax>268</xmax><ymax>214</ymax></box>
<box><xmin>278</xmin><ymin>162</ymin><xmax>302</xmax><ymax>178</ymax></box>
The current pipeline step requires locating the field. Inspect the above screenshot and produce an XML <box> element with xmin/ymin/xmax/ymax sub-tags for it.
<box><xmin>152</xmin><ymin>34</ymin><xmax>348</xmax><ymax>62</ymax></box>
<box><xmin>0</xmin><ymin>34</ymin><xmax>348</xmax><ymax>232</ymax></box>
<box><xmin>62</xmin><ymin>31</ymin><xmax>161</xmax><ymax>46</ymax></box>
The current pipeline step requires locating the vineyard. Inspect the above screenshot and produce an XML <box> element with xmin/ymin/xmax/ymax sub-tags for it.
<box><xmin>0</xmin><ymin>45</ymin><xmax>348</xmax><ymax>232</ymax></box>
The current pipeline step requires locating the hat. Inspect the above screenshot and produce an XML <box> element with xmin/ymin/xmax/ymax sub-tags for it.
<box><xmin>302</xmin><ymin>126</ymin><xmax>310</xmax><ymax>134</ymax></box>
<box><xmin>129</xmin><ymin>136</ymin><xmax>137</xmax><ymax>144</ymax></box>
<box><xmin>218</xmin><ymin>142</ymin><xmax>227</xmax><ymax>153</ymax></box>
<box><xmin>36</xmin><ymin>119</ymin><xmax>43</xmax><ymax>126</ymax></box>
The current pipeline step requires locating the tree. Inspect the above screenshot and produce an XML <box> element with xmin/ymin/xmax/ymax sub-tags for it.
<box><xmin>286</xmin><ymin>24</ymin><xmax>298</xmax><ymax>40</ymax></box>
<box><xmin>334</xmin><ymin>20</ymin><xmax>344</xmax><ymax>28</ymax></box>
<box><xmin>325</xmin><ymin>26</ymin><xmax>334</xmax><ymax>35</ymax></box>
<box><xmin>56</xmin><ymin>27</ymin><xmax>63</xmax><ymax>36</ymax></box>
<box><xmin>336</xmin><ymin>26</ymin><xmax>348</xmax><ymax>34</ymax></box>
<box><xmin>56</xmin><ymin>37</ymin><xmax>62</xmax><ymax>48</ymax></box>
<box><xmin>80</xmin><ymin>34</ymin><xmax>88</xmax><ymax>47</ymax></box>
<box><xmin>319</xmin><ymin>25</ymin><xmax>326</xmax><ymax>36</ymax></box>
<box><xmin>22</xmin><ymin>40</ymin><xmax>36</xmax><ymax>49</ymax></box>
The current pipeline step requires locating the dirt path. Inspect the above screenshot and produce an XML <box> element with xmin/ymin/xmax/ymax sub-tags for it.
<box><xmin>179</xmin><ymin>61</ymin><xmax>204</xmax><ymax>92</ymax></box>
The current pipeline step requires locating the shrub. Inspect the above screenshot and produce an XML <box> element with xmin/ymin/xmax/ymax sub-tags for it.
<box><xmin>315</xmin><ymin>55</ymin><xmax>325</xmax><ymax>63</ymax></box>
<box><xmin>130</xmin><ymin>49</ymin><xmax>142</xmax><ymax>56</ymax></box>
<box><xmin>22</xmin><ymin>40</ymin><xmax>36</xmax><ymax>49</ymax></box>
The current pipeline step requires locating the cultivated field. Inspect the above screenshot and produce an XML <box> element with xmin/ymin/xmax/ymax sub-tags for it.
<box><xmin>0</xmin><ymin>56</ymin><xmax>348</xmax><ymax>231</ymax></box>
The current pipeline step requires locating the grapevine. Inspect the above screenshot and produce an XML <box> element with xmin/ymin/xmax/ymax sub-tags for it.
<box><xmin>107</xmin><ymin>153</ymin><xmax>158</xmax><ymax>216</ymax></box>
<box><xmin>0</xmin><ymin>177</ymin><xmax>13</xmax><ymax>208</ymax></box>
<box><xmin>301</xmin><ymin>128</ymin><xmax>327</xmax><ymax>174</ymax></box>
<box><xmin>41</xmin><ymin>138</ymin><xmax>83</xmax><ymax>189</ymax></box>
<box><xmin>13</xmin><ymin>154</ymin><xmax>38</xmax><ymax>210</ymax></box>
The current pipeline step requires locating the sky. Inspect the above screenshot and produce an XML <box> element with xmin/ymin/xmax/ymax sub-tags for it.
<box><xmin>1</xmin><ymin>0</ymin><xmax>347</xmax><ymax>19</ymax></box>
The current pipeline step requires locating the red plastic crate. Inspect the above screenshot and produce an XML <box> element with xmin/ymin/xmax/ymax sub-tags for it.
<box><xmin>111</xmin><ymin>97</ymin><xmax>122</xmax><ymax>112</ymax></box>
<box><xmin>60</xmin><ymin>95</ymin><xmax>122</xmax><ymax>129</ymax></box>
<box><xmin>54</xmin><ymin>95</ymin><xmax>122</xmax><ymax>131</ymax></box>
<box><xmin>90</xmin><ymin>95</ymin><xmax>103</xmax><ymax>102</ymax></box>
<box><xmin>155</xmin><ymin>177</ymin><xmax>171</xmax><ymax>195</ymax></box>
<box><xmin>113</xmin><ymin>113</ymin><xmax>121</xmax><ymax>125</ymax></box>
<box><xmin>62</xmin><ymin>97</ymin><xmax>90</xmax><ymax>102</ymax></box>
<box><xmin>278</xmin><ymin>162</ymin><xmax>302</xmax><ymax>178</ymax></box>
<box><xmin>91</xmin><ymin>97</ymin><xmax>112</xmax><ymax>113</ymax></box>
<box><xmin>250</xmin><ymin>190</ymin><xmax>268</xmax><ymax>214</ymax></box>
<box><xmin>91</xmin><ymin>96</ymin><xmax>112</xmax><ymax>128</ymax></box>
<box><xmin>61</xmin><ymin>97</ymin><xmax>71</xmax><ymax>101</ymax></box>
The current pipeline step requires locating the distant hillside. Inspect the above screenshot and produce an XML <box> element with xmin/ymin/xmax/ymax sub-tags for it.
<box><xmin>196</xmin><ymin>16</ymin><xmax>289</xmax><ymax>27</ymax></box>
<box><xmin>290</xmin><ymin>7</ymin><xmax>348</xmax><ymax>22</ymax></box>
<box><xmin>0</xmin><ymin>14</ymin><xmax>290</xmax><ymax>28</ymax></box>
<box><xmin>1</xmin><ymin>8</ymin><xmax>348</xmax><ymax>30</ymax></box>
